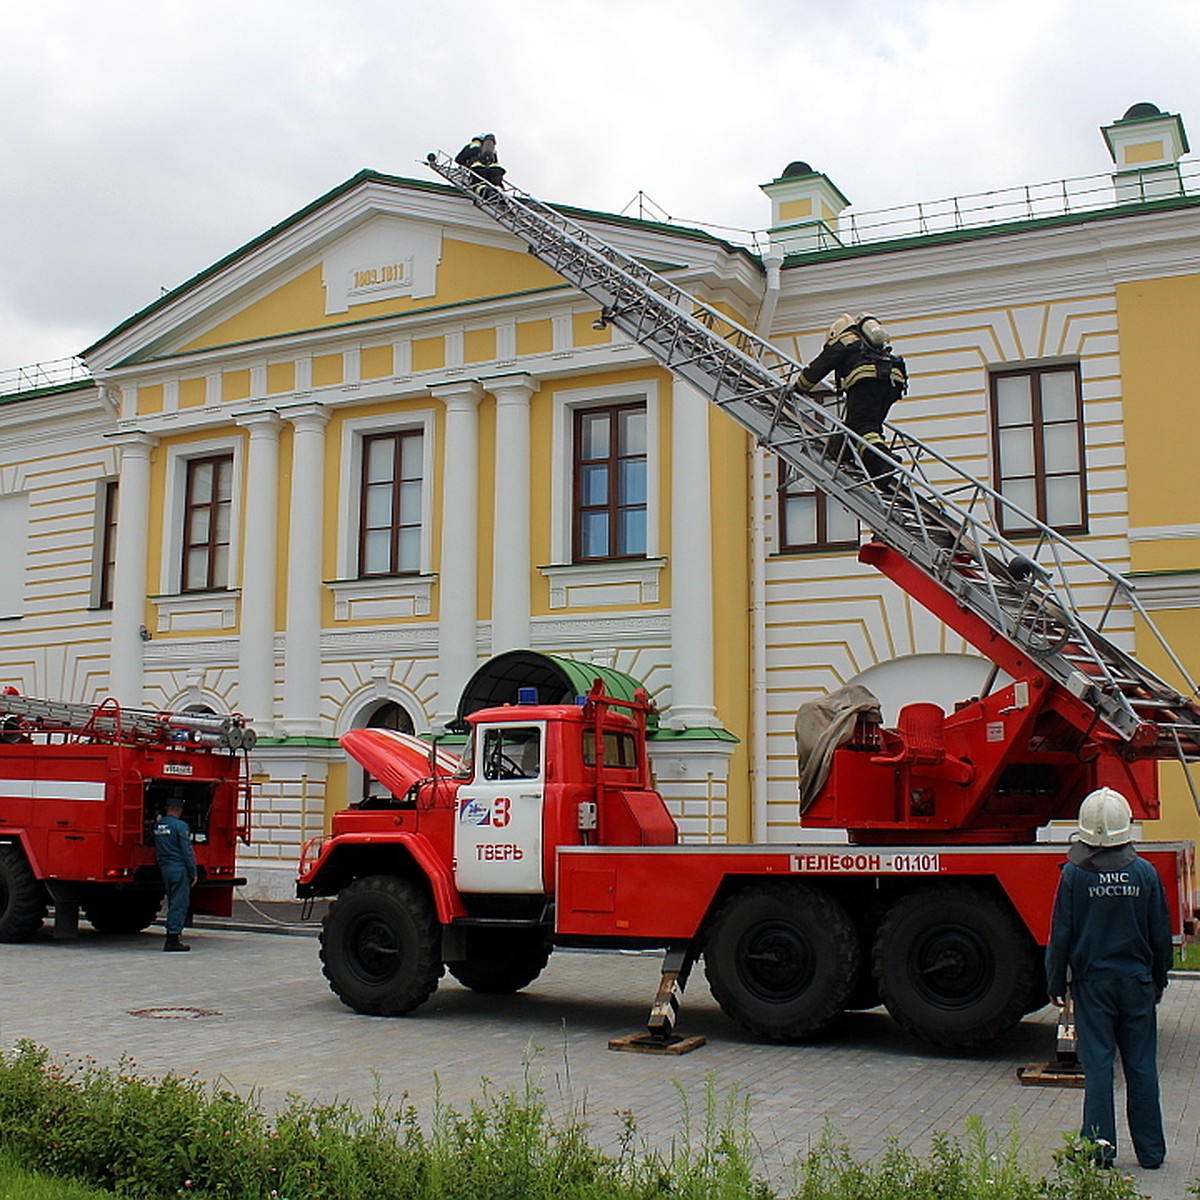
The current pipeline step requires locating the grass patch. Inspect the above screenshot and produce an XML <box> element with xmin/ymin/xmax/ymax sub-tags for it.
<box><xmin>0</xmin><ymin>1040</ymin><xmax>1147</xmax><ymax>1199</ymax></box>
<box><xmin>1176</xmin><ymin>941</ymin><xmax>1200</xmax><ymax>970</ymax></box>
<box><xmin>0</xmin><ymin>1147</ymin><xmax>114</xmax><ymax>1198</ymax></box>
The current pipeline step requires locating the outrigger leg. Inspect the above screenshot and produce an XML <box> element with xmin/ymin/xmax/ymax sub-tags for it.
<box><xmin>608</xmin><ymin>944</ymin><xmax>706</xmax><ymax>1055</ymax></box>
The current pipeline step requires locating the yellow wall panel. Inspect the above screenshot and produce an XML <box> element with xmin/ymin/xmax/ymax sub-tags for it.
<box><xmin>312</xmin><ymin>354</ymin><xmax>343</xmax><ymax>387</ymax></box>
<box><xmin>412</xmin><ymin>336</ymin><xmax>444</xmax><ymax>372</ymax></box>
<box><xmin>573</xmin><ymin>312</ymin><xmax>611</xmax><ymax>347</ymax></box>
<box><xmin>137</xmin><ymin>384</ymin><xmax>164</xmax><ymax>416</ymax></box>
<box><xmin>1124</xmin><ymin>140</ymin><xmax>1165</xmax><ymax>165</ymax></box>
<box><xmin>267</xmin><ymin>361</ymin><xmax>295</xmax><ymax>394</ymax></box>
<box><xmin>464</xmin><ymin>327</ymin><xmax>496</xmax><ymax>364</ymax></box>
<box><xmin>359</xmin><ymin>344</ymin><xmax>392</xmax><ymax>379</ymax></box>
<box><xmin>222</xmin><ymin>369</ymin><xmax>251</xmax><ymax>403</ymax></box>
<box><xmin>516</xmin><ymin>319</ymin><xmax>553</xmax><ymax>355</ymax></box>
<box><xmin>179</xmin><ymin>378</ymin><xmax>206</xmax><ymax>408</ymax></box>
<box><xmin>779</xmin><ymin>198</ymin><xmax>813</xmax><ymax>220</ymax></box>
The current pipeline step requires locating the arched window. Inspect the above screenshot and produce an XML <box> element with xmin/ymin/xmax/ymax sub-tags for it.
<box><xmin>360</xmin><ymin>700</ymin><xmax>416</xmax><ymax>802</ymax></box>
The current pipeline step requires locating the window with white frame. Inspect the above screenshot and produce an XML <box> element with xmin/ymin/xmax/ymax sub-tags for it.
<box><xmin>990</xmin><ymin>364</ymin><xmax>1087</xmax><ymax>536</ymax></box>
<box><xmin>0</xmin><ymin>493</ymin><xmax>28</xmax><ymax>618</ymax></box>
<box><xmin>96</xmin><ymin>480</ymin><xmax>118</xmax><ymax>609</ymax></box>
<box><xmin>573</xmin><ymin>400</ymin><xmax>647</xmax><ymax>562</ymax></box>
<box><xmin>181</xmin><ymin>453</ymin><xmax>234</xmax><ymax>591</ymax></box>
<box><xmin>778</xmin><ymin>461</ymin><xmax>858</xmax><ymax>552</ymax></box>
<box><xmin>358</xmin><ymin>430</ymin><xmax>424</xmax><ymax>577</ymax></box>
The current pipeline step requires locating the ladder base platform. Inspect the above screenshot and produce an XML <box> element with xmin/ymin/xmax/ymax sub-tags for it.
<box><xmin>608</xmin><ymin>1032</ymin><xmax>707</xmax><ymax>1055</ymax></box>
<box><xmin>1017</xmin><ymin>1061</ymin><xmax>1086</xmax><ymax>1088</ymax></box>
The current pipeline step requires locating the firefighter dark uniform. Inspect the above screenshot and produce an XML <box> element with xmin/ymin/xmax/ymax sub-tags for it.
<box><xmin>455</xmin><ymin>133</ymin><xmax>505</xmax><ymax>197</ymax></box>
<box><xmin>154</xmin><ymin>801</ymin><xmax>197</xmax><ymax>952</ymax></box>
<box><xmin>795</xmin><ymin>313</ymin><xmax>907</xmax><ymax>481</ymax></box>
<box><xmin>1045</xmin><ymin>788</ymin><xmax>1172</xmax><ymax>1169</ymax></box>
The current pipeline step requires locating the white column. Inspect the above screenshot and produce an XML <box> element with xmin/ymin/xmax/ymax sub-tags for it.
<box><xmin>486</xmin><ymin>373</ymin><xmax>537</xmax><ymax>654</ymax></box>
<box><xmin>431</xmin><ymin>381</ymin><xmax>484</xmax><ymax>729</ymax></box>
<box><xmin>234</xmin><ymin>410</ymin><xmax>282</xmax><ymax>733</ymax></box>
<box><xmin>666</xmin><ymin>380</ymin><xmax>719</xmax><ymax>729</ymax></box>
<box><xmin>106</xmin><ymin>432</ymin><xmax>158</xmax><ymax>705</ymax></box>
<box><xmin>279</xmin><ymin>403</ymin><xmax>329</xmax><ymax>737</ymax></box>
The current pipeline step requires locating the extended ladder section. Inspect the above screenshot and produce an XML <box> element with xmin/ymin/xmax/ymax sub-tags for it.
<box><xmin>0</xmin><ymin>691</ymin><xmax>256</xmax><ymax>751</ymax></box>
<box><xmin>425</xmin><ymin>153</ymin><xmax>1200</xmax><ymax>773</ymax></box>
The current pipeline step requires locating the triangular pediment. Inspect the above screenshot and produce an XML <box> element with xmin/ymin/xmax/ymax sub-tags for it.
<box><xmin>83</xmin><ymin>172</ymin><xmax>567</xmax><ymax>369</ymax></box>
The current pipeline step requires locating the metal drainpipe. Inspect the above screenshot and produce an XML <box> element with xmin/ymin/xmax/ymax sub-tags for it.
<box><xmin>750</xmin><ymin>250</ymin><xmax>783</xmax><ymax>843</ymax></box>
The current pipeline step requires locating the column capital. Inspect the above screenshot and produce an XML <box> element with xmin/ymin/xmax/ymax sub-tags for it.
<box><xmin>233</xmin><ymin>408</ymin><xmax>284</xmax><ymax>433</ymax></box>
<box><xmin>482</xmin><ymin>372</ymin><xmax>539</xmax><ymax>404</ymax></box>
<box><xmin>104</xmin><ymin>429</ymin><xmax>159</xmax><ymax>453</ymax></box>
<box><xmin>279</xmin><ymin>401</ymin><xmax>330</xmax><ymax>430</ymax></box>
<box><xmin>429</xmin><ymin>380</ymin><xmax>485</xmax><ymax>408</ymax></box>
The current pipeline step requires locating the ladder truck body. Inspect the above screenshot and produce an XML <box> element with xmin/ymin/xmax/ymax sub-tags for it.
<box><xmin>294</xmin><ymin>157</ymin><xmax>1200</xmax><ymax>1049</ymax></box>
<box><xmin>0</xmin><ymin>691</ymin><xmax>253</xmax><ymax>941</ymax></box>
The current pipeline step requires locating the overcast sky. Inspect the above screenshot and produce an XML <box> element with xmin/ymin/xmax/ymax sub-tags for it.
<box><xmin>2</xmin><ymin>0</ymin><xmax>1197</xmax><ymax>371</ymax></box>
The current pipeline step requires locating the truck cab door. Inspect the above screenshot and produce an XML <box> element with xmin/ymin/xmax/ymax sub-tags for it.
<box><xmin>454</xmin><ymin>723</ymin><xmax>545</xmax><ymax>893</ymax></box>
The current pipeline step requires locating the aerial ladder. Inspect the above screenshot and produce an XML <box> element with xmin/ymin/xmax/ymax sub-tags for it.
<box><xmin>426</xmin><ymin>151</ymin><xmax>1200</xmax><ymax>810</ymax></box>
<box><xmin>0</xmin><ymin>690</ymin><xmax>256</xmax><ymax>751</ymax></box>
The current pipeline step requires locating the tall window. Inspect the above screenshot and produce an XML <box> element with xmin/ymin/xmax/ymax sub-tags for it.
<box><xmin>990</xmin><ymin>365</ymin><xmax>1086</xmax><ymax>535</ymax></box>
<box><xmin>358</xmin><ymin>431</ymin><xmax>423</xmax><ymax>577</ymax></box>
<box><xmin>97</xmin><ymin>480</ymin><xmax>119</xmax><ymax>609</ymax></box>
<box><xmin>181</xmin><ymin>454</ymin><xmax>233</xmax><ymax>592</ymax></box>
<box><xmin>778</xmin><ymin>462</ymin><xmax>858</xmax><ymax>552</ymax></box>
<box><xmin>574</xmin><ymin>402</ymin><xmax>646</xmax><ymax>561</ymax></box>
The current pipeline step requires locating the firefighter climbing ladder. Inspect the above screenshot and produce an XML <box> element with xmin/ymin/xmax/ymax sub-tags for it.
<box><xmin>425</xmin><ymin>152</ymin><xmax>1200</xmax><ymax>780</ymax></box>
<box><xmin>0</xmin><ymin>691</ymin><xmax>256</xmax><ymax>751</ymax></box>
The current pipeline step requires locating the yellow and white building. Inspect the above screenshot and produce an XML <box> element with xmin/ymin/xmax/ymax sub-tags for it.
<box><xmin>1</xmin><ymin>102</ymin><xmax>1197</xmax><ymax>897</ymax></box>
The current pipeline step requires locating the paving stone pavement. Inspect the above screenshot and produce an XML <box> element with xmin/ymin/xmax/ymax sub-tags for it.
<box><xmin>0</xmin><ymin>912</ymin><xmax>1195</xmax><ymax>1199</ymax></box>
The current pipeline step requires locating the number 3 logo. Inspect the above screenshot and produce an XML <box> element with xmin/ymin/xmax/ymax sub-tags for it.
<box><xmin>492</xmin><ymin>796</ymin><xmax>511</xmax><ymax>828</ymax></box>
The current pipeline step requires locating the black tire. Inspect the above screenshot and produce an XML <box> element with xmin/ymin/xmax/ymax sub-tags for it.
<box><xmin>320</xmin><ymin>875</ymin><xmax>443</xmax><ymax>1016</ymax></box>
<box><xmin>873</xmin><ymin>884</ymin><xmax>1038</xmax><ymax>1047</ymax></box>
<box><xmin>447</xmin><ymin>927</ymin><xmax>551</xmax><ymax>994</ymax></box>
<box><xmin>0</xmin><ymin>844</ymin><xmax>47</xmax><ymax>942</ymax></box>
<box><xmin>704</xmin><ymin>881</ymin><xmax>858</xmax><ymax>1040</ymax></box>
<box><xmin>83</xmin><ymin>893</ymin><xmax>163</xmax><ymax>935</ymax></box>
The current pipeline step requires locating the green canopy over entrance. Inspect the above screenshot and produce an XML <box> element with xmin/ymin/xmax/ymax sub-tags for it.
<box><xmin>456</xmin><ymin>650</ymin><xmax>658</xmax><ymax>730</ymax></box>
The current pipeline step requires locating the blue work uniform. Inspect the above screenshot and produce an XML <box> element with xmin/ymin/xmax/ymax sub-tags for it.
<box><xmin>1045</xmin><ymin>842</ymin><xmax>1172</xmax><ymax>1168</ymax></box>
<box><xmin>154</xmin><ymin>811</ymin><xmax>197</xmax><ymax>936</ymax></box>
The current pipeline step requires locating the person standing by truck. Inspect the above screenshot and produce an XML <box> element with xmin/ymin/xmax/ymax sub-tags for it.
<box><xmin>1045</xmin><ymin>787</ymin><xmax>1172</xmax><ymax>1170</ymax></box>
<box><xmin>155</xmin><ymin>795</ymin><xmax>197</xmax><ymax>952</ymax></box>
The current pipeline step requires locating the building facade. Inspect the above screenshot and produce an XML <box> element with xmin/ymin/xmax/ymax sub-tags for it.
<box><xmin>1</xmin><ymin>104</ymin><xmax>1197</xmax><ymax>896</ymax></box>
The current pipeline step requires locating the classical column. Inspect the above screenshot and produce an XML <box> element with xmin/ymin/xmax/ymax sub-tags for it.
<box><xmin>666</xmin><ymin>379</ymin><xmax>719</xmax><ymax>728</ymax></box>
<box><xmin>106</xmin><ymin>432</ymin><xmax>158</xmax><ymax>705</ymax></box>
<box><xmin>486</xmin><ymin>374</ymin><xmax>537</xmax><ymax>654</ymax></box>
<box><xmin>279</xmin><ymin>403</ymin><xmax>329</xmax><ymax>737</ymax></box>
<box><xmin>234</xmin><ymin>410</ymin><xmax>282</xmax><ymax>733</ymax></box>
<box><xmin>431</xmin><ymin>381</ymin><xmax>484</xmax><ymax>729</ymax></box>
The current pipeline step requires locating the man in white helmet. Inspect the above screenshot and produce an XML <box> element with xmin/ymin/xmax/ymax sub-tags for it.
<box><xmin>795</xmin><ymin>312</ymin><xmax>907</xmax><ymax>483</ymax></box>
<box><xmin>1045</xmin><ymin>787</ymin><xmax>1172</xmax><ymax>1170</ymax></box>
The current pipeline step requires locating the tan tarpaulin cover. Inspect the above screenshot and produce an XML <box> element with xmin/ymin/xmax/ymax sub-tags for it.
<box><xmin>795</xmin><ymin>684</ymin><xmax>883</xmax><ymax>813</ymax></box>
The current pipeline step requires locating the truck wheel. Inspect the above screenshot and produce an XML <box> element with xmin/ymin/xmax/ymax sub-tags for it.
<box><xmin>873</xmin><ymin>885</ymin><xmax>1037</xmax><ymax>1047</ymax></box>
<box><xmin>448</xmin><ymin>927</ymin><xmax>551</xmax><ymax>994</ymax></box>
<box><xmin>0</xmin><ymin>844</ymin><xmax>48</xmax><ymax>942</ymax></box>
<box><xmin>320</xmin><ymin>875</ymin><xmax>443</xmax><ymax>1016</ymax></box>
<box><xmin>704</xmin><ymin>881</ymin><xmax>858</xmax><ymax>1040</ymax></box>
<box><xmin>83</xmin><ymin>894</ymin><xmax>163</xmax><ymax>935</ymax></box>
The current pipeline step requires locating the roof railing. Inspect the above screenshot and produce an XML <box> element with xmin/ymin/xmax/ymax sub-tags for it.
<box><xmin>0</xmin><ymin>356</ymin><xmax>91</xmax><ymax>398</ymax></box>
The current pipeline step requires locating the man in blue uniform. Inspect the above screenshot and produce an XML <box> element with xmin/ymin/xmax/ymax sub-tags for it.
<box><xmin>154</xmin><ymin>796</ymin><xmax>197</xmax><ymax>952</ymax></box>
<box><xmin>1045</xmin><ymin>787</ymin><xmax>1172</xmax><ymax>1169</ymax></box>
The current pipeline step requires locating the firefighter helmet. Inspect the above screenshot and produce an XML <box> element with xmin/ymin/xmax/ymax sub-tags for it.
<box><xmin>826</xmin><ymin>313</ymin><xmax>855</xmax><ymax>342</ymax></box>
<box><xmin>1075</xmin><ymin>787</ymin><xmax>1133</xmax><ymax>847</ymax></box>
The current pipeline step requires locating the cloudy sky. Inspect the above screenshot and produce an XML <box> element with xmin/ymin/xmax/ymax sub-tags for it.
<box><xmin>2</xmin><ymin>0</ymin><xmax>1197</xmax><ymax>371</ymax></box>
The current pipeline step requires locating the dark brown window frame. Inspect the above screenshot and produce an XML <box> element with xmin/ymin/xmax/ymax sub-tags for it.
<box><xmin>181</xmin><ymin>453</ymin><xmax>234</xmax><ymax>593</ymax></box>
<box><xmin>357</xmin><ymin>429</ymin><xmax>424</xmax><ymax>578</ymax></box>
<box><xmin>776</xmin><ymin>461</ymin><xmax>859</xmax><ymax>553</ymax></box>
<box><xmin>989</xmin><ymin>363</ymin><xmax>1088</xmax><ymax>537</ymax></box>
<box><xmin>97</xmin><ymin>479</ymin><xmax>119</xmax><ymax>609</ymax></box>
<box><xmin>572</xmin><ymin>401</ymin><xmax>647</xmax><ymax>563</ymax></box>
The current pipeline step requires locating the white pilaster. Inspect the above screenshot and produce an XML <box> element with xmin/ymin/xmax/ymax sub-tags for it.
<box><xmin>665</xmin><ymin>380</ymin><xmax>719</xmax><ymax>729</ymax></box>
<box><xmin>279</xmin><ymin>404</ymin><xmax>329</xmax><ymax>737</ymax></box>
<box><xmin>431</xmin><ymin>381</ymin><xmax>484</xmax><ymax>728</ymax></box>
<box><xmin>486</xmin><ymin>373</ymin><xmax>537</xmax><ymax>654</ymax></box>
<box><xmin>234</xmin><ymin>410</ymin><xmax>283</xmax><ymax>732</ymax></box>
<box><xmin>106</xmin><ymin>432</ymin><xmax>158</xmax><ymax>705</ymax></box>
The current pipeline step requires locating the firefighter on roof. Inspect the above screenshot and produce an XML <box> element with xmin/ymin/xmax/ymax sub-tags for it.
<box><xmin>1045</xmin><ymin>787</ymin><xmax>1171</xmax><ymax>1170</ymax></box>
<box><xmin>796</xmin><ymin>312</ymin><xmax>907</xmax><ymax>482</ymax></box>
<box><xmin>455</xmin><ymin>133</ymin><xmax>505</xmax><ymax>198</ymax></box>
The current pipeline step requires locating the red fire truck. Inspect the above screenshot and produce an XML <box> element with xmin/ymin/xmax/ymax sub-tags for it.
<box><xmin>0</xmin><ymin>692</ymin><xmax>253</xmax><ymax>940</ymax></box>
<box><xmin>295</xmin><ymin>155</ymin><xmax>1200</xmax><ymax>1049</ymax></box>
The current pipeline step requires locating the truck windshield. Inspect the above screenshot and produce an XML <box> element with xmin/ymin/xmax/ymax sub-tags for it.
<box><xmin>481</xmin><ymin>727</ymin><xmax>542</xmax><ymax>781</ymax></box>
